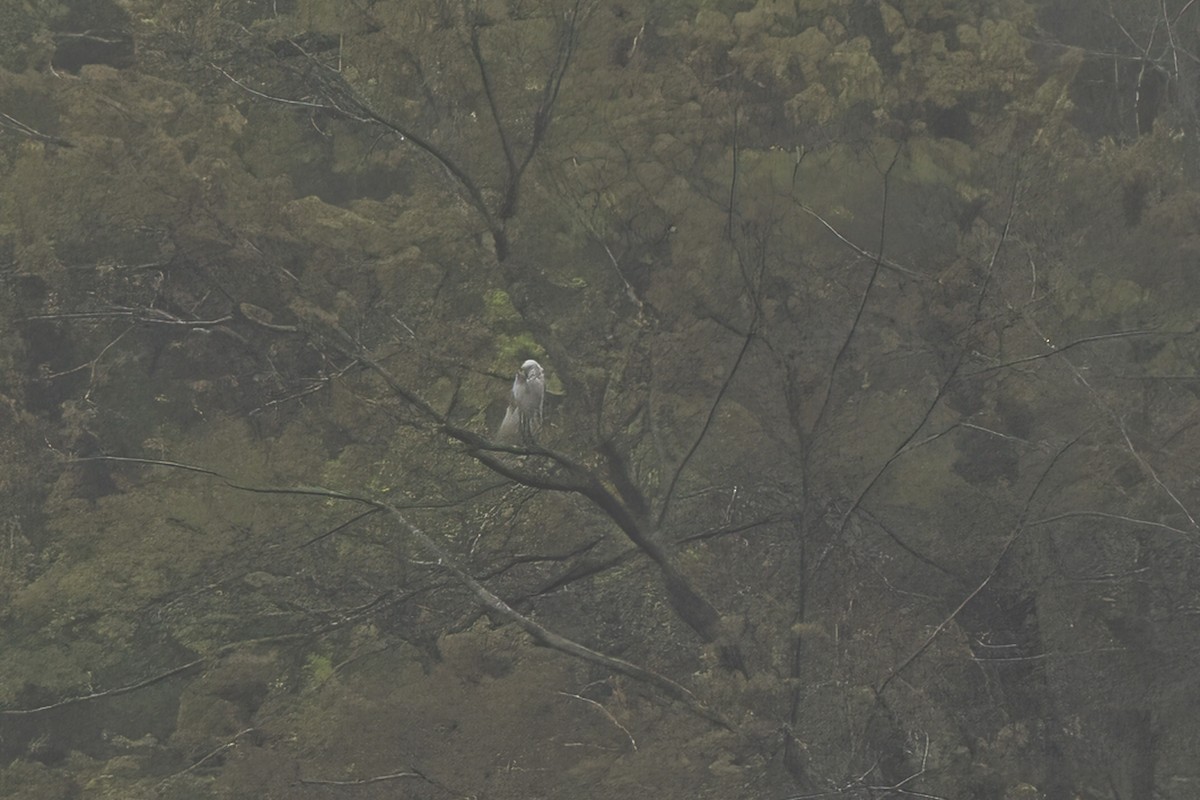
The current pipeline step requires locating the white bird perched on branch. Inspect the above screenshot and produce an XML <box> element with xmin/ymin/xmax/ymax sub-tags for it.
<box><xmin>496</xmin><ymin>359</ymin><xmax>545</xmax><ymax>445</ymax></box>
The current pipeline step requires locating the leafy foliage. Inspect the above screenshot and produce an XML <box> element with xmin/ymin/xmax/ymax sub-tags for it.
<box><xmin>2</xmin><ymin>0</ymin><xmax>1200</xmax><ymax>798</ymax></box>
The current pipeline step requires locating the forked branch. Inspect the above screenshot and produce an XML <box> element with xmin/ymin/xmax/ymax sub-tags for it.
<box><xmin>71</xmin><ymin>456</ymin><xmax>733</xmax><ymax>729</ymax></box>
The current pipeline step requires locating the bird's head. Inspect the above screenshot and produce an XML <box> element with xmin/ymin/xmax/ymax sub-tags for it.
<box><xmin>520</xmin><ymin>359</ymin><xmax>543</xmax><ymax>380</ymax></box>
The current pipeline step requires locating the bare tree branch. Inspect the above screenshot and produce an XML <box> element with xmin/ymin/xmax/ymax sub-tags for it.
<box><xmin>556</xmin><ymin>690</ymin><xmax>637</xmax><ymax>752</ymax></box>
<box><xmin>965</xmin><ymin>327</ymin><xmax>1179</xmax><ymax>376</ymax></box>
<box><xmin>791</xmin><ymin>202</ymin><xmax>926</xmax><ymax>280</ymax></box>
<box><xmin>973</xmin><ymin>161</ymin><xmax>1021</xmax><ymax>318</ymax></box>
<box><xmin>0</xmin><ymin>633</ymin><xmax>311</xmax><ymax>717</ymax></box>
<box><xmin>1029</xmin><ymin>510</ymin><xmax>1200</xmax><ymax>543</ymax></box>
<box><xmin>801</xmin><ymin>143</ymin><xmax>905</xmax><ymax>472</ymax></box>
<box><xmin>299</xmin><ymin>770</ymin><xmax>432</xmax><ymax>787</ymax></box>
<box><xmin>290</xmin><ymin>299</ymin><xmax>730</xmax><ymax>645</ymax></box>
<box><xmin>0</xmin><ymin>112</ymin><xmax>75</xmax><ymax>147</ymax></box>
<box><xmin>71</xmin><ymin>456</ymin><xmax>734</xmax><ymax>730</ymax></box>
<box><xmin>214</xmin><ymin>57</ymin><xmax>505</xmax><ymax>257</ymax></box>
<box><xmin>875</xmin><ymin>434</ymin><xmax>1083</xmax><ymax>696</ymax></box>
<box><xmin>656</xmin><ymin>329</ymin><xmax>755</xmax><ymax>529</ymax></box>
<box><xmin>465</xmin><ymin>1</ymin><xmax>518</xmax><ymax>179</ymax></box>
<box><xmin>0</xmin><ymin>659</ymin><xmax>205</xmax><ymax>717</ymax></box>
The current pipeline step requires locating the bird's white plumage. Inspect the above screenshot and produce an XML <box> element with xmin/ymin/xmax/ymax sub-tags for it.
<box><xmin>496</xmin><ymin>359</ymin><xmax>545</xmax><ymax>444</ymax></box>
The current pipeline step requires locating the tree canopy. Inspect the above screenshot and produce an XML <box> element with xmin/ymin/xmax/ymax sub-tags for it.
<box><xmin>2</xmin><ymin>0</ymin><xmax>1200</xmax><ymax>798</ymax></box>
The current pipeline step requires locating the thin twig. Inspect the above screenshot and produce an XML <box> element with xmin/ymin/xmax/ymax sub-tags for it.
<box><xmin>876</xmin><ymin>435</ymin><xmax>1082</xmax><ymax>695</ymax></box>
<box><xmin>172</xmin><ymin>728</ymin><xmax>258</xmax><ymax>777</ymax></box>
<box><xmin>42</xmin><ymin>326</ymin><xmax>133</xmax><ymax>403</ymax></box>
<box><xmin>973</xmin><ymin>163</ymin><xmax>1021</xmax><ymax>318</ymax></box>
<box><xmin>726</xmin><ymin>104</ymin><xmax>739</xmax><ymax>240</ymax></box>
<box><xmin>556</xmin><ymin>691</ymin><xmax>637</xmax><ymax>751</ymax></box>
<box><xmin>812</xmin><ymin>352</ymin><xmax>966</xmax><ymax>575</ymax></box>
<box><xmin>0</xmin><ymin>659</ymin><xmax>206</xmax><ymax>716</ymax></box>
<box><xmin>656</xmin><ymin>329</ymin><xmax>755</xmax><ymax>528</ymax></box>
<box><xmin>1028</xmin><ymin>510</ymin><xmax>1198</xmax><ymax>541</ymax></box>
<box><xmin>802</xmin><ymin>143</ymin><xmax>905</xmax><ymax>497</ymax></box>
<box><xmin>299</xmin><ymin>770</ymin><xmax>427</xmax><ymax>786</ymax></box>
<box><xmin>966</xmin><ymin>327</ymin><xmax>1178</xmax><ymax>376</ymax></box>
<box><xmin>210</xmin><ymin>62</ymin><xmax>336</xmax><ymax>111</ymax></box>
<box><xmin>1019</xmin><ymin>315</ymin><xmax>1200</xmax><ymax>531</ymax></box>
<box><xmin>24</xmin><ymin>308</ymin><xmax>234</xmax><ymax>326</ymax></box>
<box><xmin>0</xmin><ymin>633</ymin><xmax>311</xmax><ymax>716</ymax></box>
<box><xmin>0</xmin><ymin>112</ymin><xmax>75</xmax><ymax>147</ymax></box>
<box><xmin>792</xmin><ymin>202</ymin><xmax>926</xmax><ymax>279</ymax></box>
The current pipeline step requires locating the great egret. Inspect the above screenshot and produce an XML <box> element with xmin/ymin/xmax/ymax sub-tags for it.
<box><xmin>496</xmin><ymin>359</ymin><xmax>544</xmax><ymax>445</ymax></box>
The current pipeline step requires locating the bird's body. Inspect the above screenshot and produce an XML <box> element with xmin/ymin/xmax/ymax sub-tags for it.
<box><xmin>496</xmin><ymin>359</ymin><xmax>545</xmax><ymax>445</ymax></box>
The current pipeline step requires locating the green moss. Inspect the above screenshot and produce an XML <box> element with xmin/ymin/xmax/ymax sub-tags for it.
<box><xmin>483</xmin><ymin>289</ymin><xmax>521</xmax><ymax>325</ymax></box>
<box><xmin>483</xmin><ymin>290</ymin><xmax>545</xmax><ymax>368</ymax></box>
<box><xmin>303</xmin><ymin>653</ymin><xmax>335</xmax><ymax>689</ymax></box>
<box><xmin>496</xmin><ymin>333</ymin><xmax>544</xmax><ymax>366</ymax></box>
